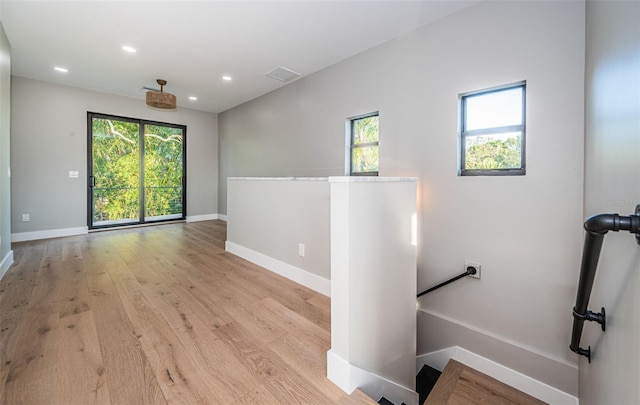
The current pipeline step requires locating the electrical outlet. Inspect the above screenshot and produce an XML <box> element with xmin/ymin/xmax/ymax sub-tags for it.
<box><xmin>22</xmin><ymin>213</ymin><xmax>30</xmax><ymax>222</ymax></box>
<box><xmin>298</xmin><ymin>243</ymin><xmax>305</xmax><ymax>257</ymax></box>
<box><xmin>465</xmin><ymin>261</ymin><xmax>481</xmax><ymax>279</ymax></box>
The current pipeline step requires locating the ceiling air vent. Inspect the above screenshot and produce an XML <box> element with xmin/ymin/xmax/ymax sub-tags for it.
<box><xmin>265</xmin><ymin>67</ymin><xmax>301</xmax><ymax>83</ymax></box>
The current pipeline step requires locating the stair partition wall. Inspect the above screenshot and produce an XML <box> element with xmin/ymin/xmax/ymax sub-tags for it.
<box><xmin>87</xmin><ymin>112</ymin><xmax>186</xmax><ymax>229</ymax></box>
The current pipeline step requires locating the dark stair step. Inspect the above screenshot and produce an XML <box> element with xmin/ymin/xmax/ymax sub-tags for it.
<box><xmin>377</xmin><ymin>397</ymin><xmax>405</xmax><ymax>405</ymax></box>
<box><xmin>416</xmin><ymin>364</ymin><xmax>442</xmax><ymax>404</ymax></box>
<box><xmin>377</xmin><ymin>364</ymin><xmax>441</xmax><ymax>405</ymax></box>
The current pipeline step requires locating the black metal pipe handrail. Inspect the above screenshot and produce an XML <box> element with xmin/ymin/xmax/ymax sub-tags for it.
<box><xmin>417</xmin><ymin>266</ymin><xmax>477</xmax><ymax>298</ymax></box>
<box><xmin>570</xmin><ymin>206</ymin><xmax>640</xmax><ymax>363</ymax></box>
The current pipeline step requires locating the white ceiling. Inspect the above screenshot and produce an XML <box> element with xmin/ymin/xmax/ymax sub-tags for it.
<box><xmin>0</xmin><ymin>1</ymin><xmax>476</xmax><ymax>113</ymax></box>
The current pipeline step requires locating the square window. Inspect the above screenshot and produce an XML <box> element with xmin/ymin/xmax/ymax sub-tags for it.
<box><xmin>460</xmin><ymin>82</ymin><xmax>526</xmax><ymax>176</ymax></box>
<box><xmin>349</xmin><ymin>113</ymin><xmax>379</xmax><ymax>176</ymax></box>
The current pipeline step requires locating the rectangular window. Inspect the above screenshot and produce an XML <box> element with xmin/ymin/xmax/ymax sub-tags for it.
<box><xmin>459</xmin><ymin>82</ymin><xmax>526</xmax><ymax>176</ymax></box>
<box><xmin>349</xmin><ymin>112</ymin><xmax>379</xmax><ymax>176</ymax></box>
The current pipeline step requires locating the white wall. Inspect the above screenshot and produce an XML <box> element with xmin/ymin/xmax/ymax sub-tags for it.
<box><xmin>328</xmin><ymin>178</ymin><xmax>418</xmax><ymax>405</ymax></box>
<box><xmin>0</xmin><ymin>21</ymin><xmax>12</xmax><ymax>276</ymax></box>
<box><xmin>226</xmin><ymin>177</ymin><xmax>330</xmax><ymax>291</ymax></box>
<box><xmin>218</xmin><ymin>1</ymin><xmax>585</xmax><ymax>395</ymax></box>
<box><xmin>580</xmin><ymin>1</ymin><xmax>640</xmax><ymax>404</ymax></box>
<box><xmin>11</xmin><ymin>77</ymin><xmax>218</xmax><ymax>236</ymax></box>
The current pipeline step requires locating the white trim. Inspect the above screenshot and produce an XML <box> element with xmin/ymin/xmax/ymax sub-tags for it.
<box><xmin>93</xmin><ymin>218</ymin><xmax>138</xmax><ymax>226</ymax></box>
<box><xmin>228</xmin><ymin>177</ymin><xmax>328</xmax><ymax>182</ymax></box>
<box><xmin>225</xmin><ymin>241</ymin><xmax>330</xmax><ymax>297</ymax></box>
<box><xmin>146</xmin><ymin>213</ymin><xmax>182</xmax><ymax>222</ymax></box>
<box><xmin>185</xmin><ymin>214</ymin><xmax>219</xmax><ymax>223</ymax></box>
<box><xmin>12</xmin><ymin>226</ymin><xmax>89</xmax><ymax>242</ymax></box>
<box><xmin>417</xmin><ymin>307</ymin><xmax>577</xmax><ymax>369</ymax></box>
<box><xmin>328</xmin><ymin>176</ymin><xmax>418</xmax><ymax>183</ymax></box>
<box><xmin>327</xmin><ymin>349</ymin><xmax>355</xmax><ymax>394</ymax></box>
<box><xmin>327</xmin><ymin>349</ymin><xmax>419</xmax><ymax>405</ymax></box>
<box><xmin>416</xmin><ymin>347</ymin><xmax>578</xmax><ymax>405</ymax></box>
<box><xmin>0</xmin><ymin>250</ymin><xmax>14</xmax><ymax>281</ymax></box>
<box><xmin>217</xmin><ymin>214</ymin><xmax>227</xmax><ymax>222</ymax></box>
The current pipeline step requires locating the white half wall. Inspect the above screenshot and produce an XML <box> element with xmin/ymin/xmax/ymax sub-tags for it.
<box><xmin>225</xmin><ymin>240</ymin><xmax>330</xmax><ymax>296</ymax></box>
<box><xmin>226</xmin><ymin>177</ymin><xmax>331</xmax><ymax>284</ymax></box>
<box><xmin>329</xmin><ymin>177</ymin><xmax>417</xmax><ymax>394</ymax></box>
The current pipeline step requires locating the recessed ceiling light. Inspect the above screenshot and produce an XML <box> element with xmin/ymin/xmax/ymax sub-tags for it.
<box><xmin>122</xmin><ymin>45</ymin><xmax>137</xmax><ymax>53</ymax></box>
<box><xmin>189</xmin><ymin>96</ymin><xmax>198</xmax><ymax>101</ymax></box>
<box><xmin>54</xmin><ymin>66</ymin><xmax>68</xmax><ymax>73</ymax></box>
<box><xmin>222</xmin><ymin>75</ymin><xmax>232</xmax><ymax>81</ymax></box>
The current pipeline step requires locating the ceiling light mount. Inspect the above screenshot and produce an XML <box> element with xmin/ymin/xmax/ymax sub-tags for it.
<box><xmin>146</xmin><ymin>79</ymin><xmax>177</xmax><ymax>109</ymax></box>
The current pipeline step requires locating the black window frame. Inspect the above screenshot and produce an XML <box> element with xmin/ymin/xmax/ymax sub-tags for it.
<box><xmin>459</xmin><ymin>81</ymin><xmax>526</xmax><ymax>176</ymax></box>
<box><xmin>87</xmin><ymin>111</ymin><xmax>187</xmax><ymax>229</ymax></box>
<box><xmin>349</xmin><ymin>112</ymin><xmax>379</xmax><ymax>176</ymax></box>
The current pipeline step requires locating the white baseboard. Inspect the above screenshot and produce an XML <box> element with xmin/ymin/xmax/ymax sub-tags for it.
<box><xmin>0</xmin><ymin>250</ymin><xmax>13</xmax><ymax>281</ymax></box>
<box><xmin>417</xmin><ymin>308</ymin><xmax>578</xmax><ymax>397</ymax></box>
<box><xmin>185</xmin><ymin>214</ymin><xmax>219</xmax><ymax>223</ymax></box>
<box><xmin>225</xmin><ymin>241</ymin><xmax>330</xmax><ymax>297</ymax></box>
<box><xmin>416</xmin><ymin>346</ymin><xmax>578</xmax><ymax>405</ymax></box>
<box><xmin>327</xmin><ymin>350</ymin><xmax>419</xmax><ymax>405</ymax></box>
<box><xmin>217</xmin><ymin>214</ymin><xmax>227</xmax><ymax>222</ymax></box>
<box><xmin>12</xmin><ymin>226</ymin><xmax>89</xmax><ymax>242</ymax></box>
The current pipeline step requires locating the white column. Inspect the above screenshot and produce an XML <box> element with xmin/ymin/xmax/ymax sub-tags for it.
<box><xmin>327</xmin><ymin>177</ymin><xmax>418</xmax><ymax>404</ymax></box>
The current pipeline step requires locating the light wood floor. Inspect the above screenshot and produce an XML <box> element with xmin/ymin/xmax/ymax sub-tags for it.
<box><xmin>0</xmin><ymin>220</ymin><xmax>376</xmax><ymax>404</ymax></box>
<box><xmin>425</xmin><ymin>360</ymin><xmax>547</xmax><ymax>405</ymax></box>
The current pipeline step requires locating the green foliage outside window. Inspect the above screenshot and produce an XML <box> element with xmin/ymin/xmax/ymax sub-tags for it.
<box><xmin>92</xmin><ymin>118</ymin><xmax>184</xmax><ymax>223</ymax></box>
<box><xmin>351</xmin><ymin>115</ymin><xmax>379</xmax><ymax>174</ymax></box>
<box><xmin>460</xmin><ymin>83</ymin><xmax>525</xmax><ymax>175</ymax></box>
<box><xmin>465</xmin><ymin>135</ymin><xmax>521</xmax><ymax>170</ymax></box>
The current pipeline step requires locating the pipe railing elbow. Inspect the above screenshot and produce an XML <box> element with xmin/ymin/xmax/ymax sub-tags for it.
<box><xmin>584</xmin><ymin>213</ymin><xmax>617</xmax><ymax>234</ymax></box>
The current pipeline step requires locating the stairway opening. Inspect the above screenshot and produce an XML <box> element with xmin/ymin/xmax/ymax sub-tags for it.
<box><xmin>378</xmin><ymin>360</ymin><xmax>546</xmax><ymax>405</ymax></box>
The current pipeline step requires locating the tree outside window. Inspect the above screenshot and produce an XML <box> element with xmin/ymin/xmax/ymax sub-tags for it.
<box><xmin>460</xmin><ymin>82</ymin><xmax>526</xmax><ymax>176</ymax></box>
<box><xmin>350</xmin><ymin>113</ymin><xmax>379</xmax><ymax>176</ymax></box>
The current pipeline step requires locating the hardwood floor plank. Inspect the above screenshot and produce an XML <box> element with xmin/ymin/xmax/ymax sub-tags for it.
<box><xmin>58</xmin><ymin>258</ymin><xmax>92</xmax><ymax>319</ymax></box>
<box><xmin>214</xmin><ymin>321</ymin><xmax>335</xmax><ymax>404</ymax></box>
<box><xmin>426</xmin><ymin>360</ymin><xmax>547</xmax><ymax>405</ymax></box>
<box><xmin>268</xmin><ymin>333</ymin><xmax>345</xmax><ymax>401</ymax></box>
<box><xmin>221</xmin><ymin>302</ymin><xmax>289</xmax><ymax>345</ymax></box>
<box><xmin>139</xmin><ymin>284</ymin><xmax>260</xmax><ymax>401</ymax></box>
<box><xmin>218</xmin><ymin>253</ymin><xmax>331</xmax><ymax>330</ymax></box>
<box><xmin>85</xmin><ymin>264</ymin><xmax>166</xmax><ymax>404</ymax></box>
<box><xmin>0</xmin><ymin>244</ymin><xmax>46</xmax><ymax>399</ymax></box>
<box><xmin>231</xmin><ymin>384</ymin><xmax>282</xmax><ymax>405</ymax></box>
<box><xmin>55</xmin><ymin>311</ymin><xmax>110</xmax><ymax>404</ymax></box>
<box><xmin>2</xmin><ymin>307</ymin><xmax>60</xmax><ymax>405</ymax></box>
<box><xmin>248</xmin><ymin>297</ymin><xmax>331</xmax><ymax>348</ymax></box>
<box><xmin>62</xmin><ymin>240</ymin><xmax>84</xmax><ymax>261</ymax></box>
<box><xmin>112</xmin><ymin>272</ymin><xmax>228</xmax><ymax>404</ymax></box>
<box><xmin>307</xmin><ymin>293</ymin><xmax>331</xmax><ymax>313</ymax></box>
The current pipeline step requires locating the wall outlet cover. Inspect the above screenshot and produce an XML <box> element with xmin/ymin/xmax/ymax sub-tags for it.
<box><xmin>465</xmin><ymin>261</ymin><xmax>481</xmax><ymax>279</ymax></box>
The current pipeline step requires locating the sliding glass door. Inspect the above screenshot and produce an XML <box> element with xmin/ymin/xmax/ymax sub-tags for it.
<box><xmin>88</xmin><ymin>113</ymin><xmax>186</xmax><ymax>229</ymax></box>
<box><xmin>143</xmin><ymin>124</ymin><xmax>185</xmax><ymax>222</ymax></box>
